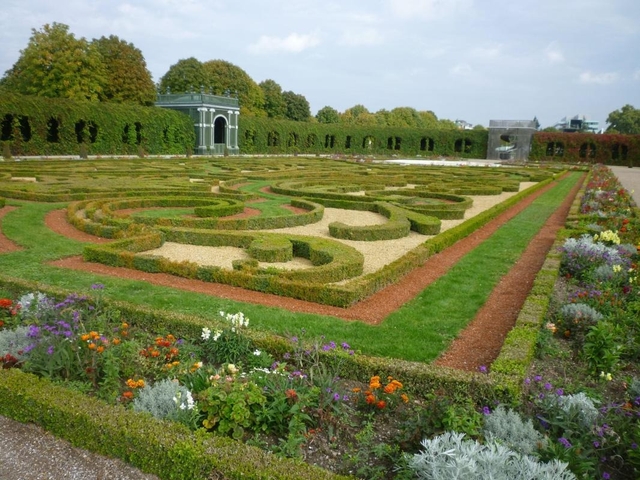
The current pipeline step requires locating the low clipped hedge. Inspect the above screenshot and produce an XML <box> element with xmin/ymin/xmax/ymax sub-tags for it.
<box><xmin>328</xmin><ymin>201</ymin><xmax>441</xmax><ymax>241</ymax></box>
<box><xmin>69</xmin><ymin>196</ymin><xmax>324</xmax><ymax>235</ymax></box>
<box><xmin>0</xmin><ymin>197</ymin><xmax>5</xmax><ymax>208</ymax></box>
<box><xmin>83</xmin><ymin>228</ymin><xmax>365</xmax><ymax>288</ymax></box>
<box><xmin>0</xmin><ymin>368</ymin><xmax>347</xmax><ymax>480</ymax></box>
<box><xmin>248</xmin><ymin>236</ymin><xmax>293</xmax><ymax>262</ymax></box>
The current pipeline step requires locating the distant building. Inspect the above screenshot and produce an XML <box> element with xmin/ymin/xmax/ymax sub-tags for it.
<box><xmin>487</xmin><ymin>120</ymin><xmax>538</xmax><ymax>161</ymax></box>
<box><xmin>156</xmin><ymin>89</ymin><xmax>240</xmax><ymax>155</ymax></box>
<box><xmin>455</xmin><ymin>119</ymin><xmax>474</xmax><ymax>130</ymax></box>
<box><xmin>554</xmin><ymin>115</ymin><xmax>600</xmax><ymax>133</ymax></box>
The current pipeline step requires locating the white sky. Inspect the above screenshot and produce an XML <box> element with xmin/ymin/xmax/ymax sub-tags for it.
<box><xmin>1</xmin><ymin>0</ymin><xmax>639</xmax><ymax>128</ymax></box>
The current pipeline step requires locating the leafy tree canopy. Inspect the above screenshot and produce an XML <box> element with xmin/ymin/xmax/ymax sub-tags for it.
<box><xmin>606</xmin><ymin>104</ymin><xmax>640</xmax><ymax>134</ymax></box>
<box><xmin>2</xmin><ymin>23</ymin><xmax>106</xmax><ymax>102</ymax></box>
<box><xmin>386</xmin><ymin>107</ymin><xmax>423</xmax><ymax>128</ymax></box>
<box><xmin>315</xmin><ymin>105</ymin><xmax>340</xmax><ymax>124</ymax></box>
<box><xmin>93</xmin><ymin>35</ymin><xmax>156</xmax><ymax>106</ymax></box>
<box><xmin>202</xmin><ymin>60</ymin><xmax>265</xmax><ymax>117</ymax></box>
<box><xmin>259</xmin><ymin>79</ymin><xmax>287</xmax><ymax>119</ymax></box>
<box><xmin>282</xmin><ymin>90</ymin><xmax>311</xmax><ymax>122</ymax></box>
<box><xmin>158</xmin><ymin>57</ymin><xmax>211</xmax><ymax>95</ymax></box>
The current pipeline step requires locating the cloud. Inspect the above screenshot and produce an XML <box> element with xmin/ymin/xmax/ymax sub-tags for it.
<box><xmin>470</xmin><ymin>44</ymin><xmax>502</xmax><ymax>60</ymax></box>
<box><xmin>579</xmin><ymin>71</ymin><xmax>619</xmax><ymax>85</ymax></box>
<box><xmin>634</xmin><ymin>69</ymin><xmax>640</xmax><ymax>81</ymax></box>
<box><xmin>450</xmin><ymin>63</ymin><xmax>473</xmax><ymax>76</ymax></box>
<box><xmin>388</xmin><ymin>0</ymin><xmax>473</xmax><ymax>20</ymax></box>
<box><xmin>545</xmin><ymin>43</ymin><xmax>565</xmax><ymax>64</ymax></box>
<box><xmin>248</xmin><ymin>33</ymin><xmax>320</xmax><ymax>54</ymax></box>
<box><xmin>340</xmin><ymin>28</ymin><xmax>384</xmax><ymax>47</ymax></box>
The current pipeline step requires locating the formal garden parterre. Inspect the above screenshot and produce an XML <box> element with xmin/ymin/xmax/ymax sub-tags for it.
<box><xmin>0</xmin><ymin>157</ymin><xmax>639</xmax><ymax>479</ymax></box>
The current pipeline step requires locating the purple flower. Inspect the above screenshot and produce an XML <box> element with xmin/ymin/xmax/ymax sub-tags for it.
<box><xmin>283</xmin><ymin>352</ymin><xmax>291</xmax><ymax>360</ymax></box>
<box><xmin>478</xmin><ymin>365</ymin><xmax>487</xmax><ymax>373</ymax></box>
<box><xmin>27</xmin><ymin>325</ymin><xmax>40</xmax><ymax>338</ymax></box>
<box><xmin>544</xmin><ymin>382</ymin><xmax>552</xmax><ymax>391</ymax></box>
<box><xmin>341</xmin><ymin>342</ymin><xmax>350</xmax><ymax>350</ymax></box>
<box><xmin>291</xmin><ymin>336</ymin><xmax>298</xmax><ymax>343</ymax></box>
<box><xmin>631</xmin><ymin>443</ymin><xmax>638</xmax><ymax>450</ymax></box>
<box><xmin>556</xmin><ymin>388</ymin><xmax>564</xmax><ymax>396</ymax></box>
<box><xmin>558</xmin><ymin>437</ymin><xmax>572</xmax><ymax>448</ymax></box>
<box><xmin>593</xmin><ymin>441</ymin><xmax>601</xmax><ymax>448</ymax></box>
<box><xmin>603</xmin><ymin>473</ymin><xmax>611</xmax><ymax>479</ymax></box>
<box><xmin>333</xmin><ymin>393</ymin><xmax>341</xmax><ymax>401</ymax></box>
<box><xmin>524</xmin><ymin>377</ymin><xmax>531</xmax><ymax>385</ymax></box>
<box><xmin>482</xmin><ymin>406</ymin><xmax>491</xmax><ymax>415</ymax></box>
<box><xmin>46</xmin><ymin>346</ymin><xmax>54</xmax><ymax>355</ymax></box>
<box><xmin>534</xmin><ymin>375</ymin><xmax>542</xmax><ymax>382</ymax></box>
<box><xmin>322</xmin><ymin>344</ymin><xmax>331</xmax><ymax>351</ymax></box>
<box><xmin>342</xmin><ymin>395</ymin><xmax>349</xmax><ymax>401</ymax></box>
<box><xmin>91</xmin><ymin>283</ymin><xmax>104</xmax><ymax>290</ymax></box>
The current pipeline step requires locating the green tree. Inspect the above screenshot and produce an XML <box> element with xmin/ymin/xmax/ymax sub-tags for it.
<box><xmin>387</xmin><ymin>107</ymin><xmax>424</xmax><ymax>128</ymax></box>
<box><xmin>158</xmin><ymin>57</ymin><xmax>211</xmax><ymax>94</ymax></box>
<box><xmin>419</xmin><ymin>110</ymin><xmax>439</xmax><ymax>129</ymax></box>
<box><xmin>606</xmin><ymin>104</ymin><xmax>640</xmax><ymax>134</ymax></box>
<box><xmin>315</xmin><ymin>105</ymin><xmax>340</xmax><ymax>124</ymax></box>
<box><xmin>341</xmin><ymin>104</ymin><xmax>371</xmax><ymax>124</ymax></box>
<box><xmin>1</xmin><ymin>23</ymin><xmax>106</xmax><ymax>101</ymax></box>
<box><xmin>202</xmin><ymin>60</ymin><xmax>265</xmax><ymax>116</ymax></box>
<box><xmin>282</xmin><ymin>91</ymin><xmax>310</xmax><ymax>121</ymax></box>
<box><xmin>259</xmin><ymin>79</ymin><xmax>287</xmax><ymax>119</ymax></box>
<box><xmin>93</xmin><ymin>35</ymin><xmax>156</xmax><ymax>106</ymax></box>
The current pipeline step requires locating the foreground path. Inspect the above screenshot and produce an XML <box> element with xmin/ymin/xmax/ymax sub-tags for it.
<box><xmin>0</xmin><ymin>416</ymin><xmax>159</xmax><ymax>480</ymax></box>
<box><xmin>609</xmin><ymin>166</ymin><xmax>640</xmax><ymax>206</ymax></box>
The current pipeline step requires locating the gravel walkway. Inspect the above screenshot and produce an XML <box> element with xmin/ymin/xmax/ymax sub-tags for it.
<box><xmin>609</xmin><ymin>165</ymin><xmax>640</xmax><ymax>206</ymax></box>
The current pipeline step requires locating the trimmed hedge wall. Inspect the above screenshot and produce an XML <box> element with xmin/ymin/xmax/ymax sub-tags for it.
<box><xmin>530</xmin><ymin>132</ymin><xmax>640</xmax><ymax>166</ymax></box>
<box><xmin>239</xmin><ymin>117</ymin><xmax>489</xmax><ymax>158</ymax></box>
<box><xmin>0</xmin><ymin>92</ymin><xmax>195</xmax><ymax>156</ymax></box>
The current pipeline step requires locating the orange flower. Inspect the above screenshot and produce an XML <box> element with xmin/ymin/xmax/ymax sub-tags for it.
<box><xmin>90</xmin><ymin>331</ymin><xmax>100</xmax><ymax>340</ymax></box>
<box><xmin>96</xmin><ymin>346</ymin><xmax>105</xmax><ymax>353</ymax></box>
<box><xmin>122</xmin><ymin>391</ymin><xmax>134</xmax><ymax>399</ymax></box>
<box><xmin>136</xmin><ymin>379</ymin><xmax>145</xmax><ymax>388</ymax></box>
<box><xmin>166</xmin><ymin>334</ymin><xmax>176</xmax><ymax>343</ymax></box>
<box><xmin>369</xmin><ymin>376</ymin><xmax>382</xmax><ymax>390</ymax></box>
<box><xmin>87</xmin><ymin>342</ymin><xmax>96</xmax><ymax>350</ymax></box>
<box><xmin>351</xmin><ymin>387</ymin><xmax>361</xmax><ymax>393</ymax></box>
<box><xmin>365</xmin><ymin>394</ymin><xmax>376</xmax><ymax>405</ymax></box>
<box><xmin>112</xmin><ymin>338</ymin><xmax>121</xmax><ymax>346</ymax></box>
<box><xmin>401</xmin><ymin>394</ymin><xmax>409</xmax><ymax>403</ymax></box>
<box><xmin>376</xmin><ymin>400</ymin><xmax>387</xmax><ymax>410</ymax></box>
<box><xmin>150</xmin><ymin>349</ymin><xmax>160</xmax><ymax>358</ymax></box>
<box><xmin>121</xmin><ymin>322</ymin><xmax>129</xmax><ymax>329</ymax></box>
<box><xmin>0</xmin><ymin>299</ymin><xmax>12</xmax><ymax>308</ymax></box>
<box><xmin>285</xmin><ymin>389</ymin><xmax>298</xmax><ymax>402</ymax></box>
<box><xmin>80</xmin><ymin>334</ymin><xmax>90</xmax><ymax>342</ymax></box>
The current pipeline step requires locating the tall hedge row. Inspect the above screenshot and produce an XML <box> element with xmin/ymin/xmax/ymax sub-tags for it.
<box><xmin>0</xmin><ymin>93</ymin><xmax>195</xmax><ymax>156</ymax></box>
<box><xmin>529</xmin><ymin>132</ymin><xmax>640</xmax><ymax>166</ymax></box>
<box><xmin>238</xmin><ymin>117</ymin><xmax>489</xmax><ymax>158</ymax></box>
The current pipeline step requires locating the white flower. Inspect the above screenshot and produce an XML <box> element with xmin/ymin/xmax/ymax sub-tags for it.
<box><xmin>212</xmin><ymin>330</ymin><xmax>222</xmax><ymax>341</ymax></box>
<box><xmin>253</xmin><ymin>349</ymin><xmax>261</xmax><ymax>356</ymax></box>
<box><xmin>201</xmin><ymin>327</ymin><xmax>211</xmax><ymax>341</ymax></box>
<box><xmin>227</xmin><ymin>363</ymin><xmax>238</xmax><ymax>374</ymax></box>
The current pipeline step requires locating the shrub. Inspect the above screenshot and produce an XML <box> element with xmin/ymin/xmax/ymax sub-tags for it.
<box><xmin>408</xmin><ymin>431</ymin><xmax>576</xmax><ymax>479</ymax></box>
<box><xmin>0</xmin><ymin>326</ymin><xmax>31</xmax><ymax>361</ymax></box>
<box><xmin>483</xmin><ymin>405</ymin><xmax>547</xmax><ymax>456</ymax></box>
<box><xmin>133</xmin><ymin>378</ymin><xmax>198</xmax><ymax>428</ymax></box>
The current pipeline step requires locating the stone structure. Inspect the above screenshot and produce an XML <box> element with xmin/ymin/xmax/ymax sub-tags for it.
<box><xmin>487</xmin><ymin>120</ymin><xmax>537</xmax><ymax>161</ymax></box>
<box><xmin>156</xmin><ymin>90</ymin><xmax>240</xmax><ymax>155</ymax></box>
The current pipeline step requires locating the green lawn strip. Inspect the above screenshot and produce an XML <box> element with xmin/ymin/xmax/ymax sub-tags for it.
<box><xmin>239</xmin><ymin>180</ymin><xmax>299</xmax><ymax>216</ymax></box>
<box><xmin>0</xmin><ymin>174</ymin><xmax>578</xmax><ymax>364</ymax></box>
